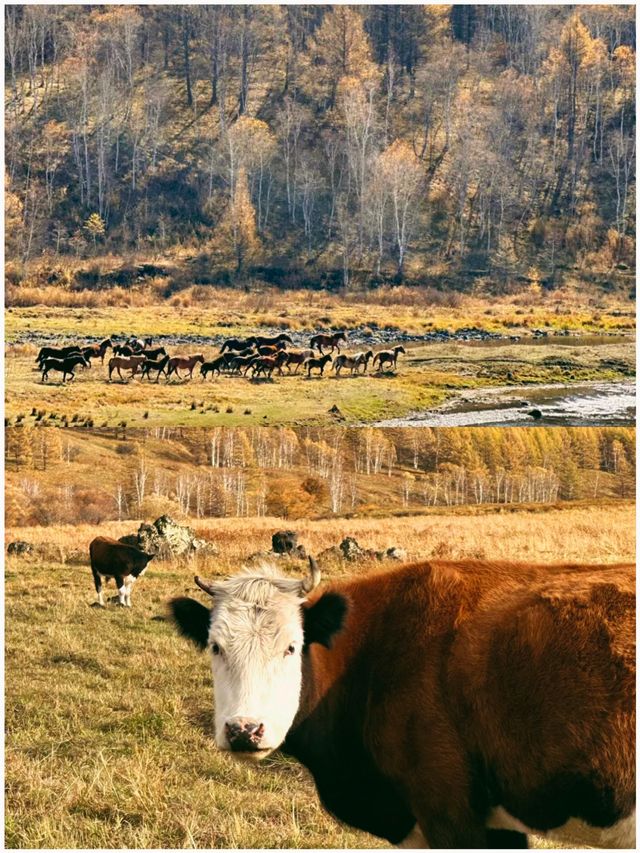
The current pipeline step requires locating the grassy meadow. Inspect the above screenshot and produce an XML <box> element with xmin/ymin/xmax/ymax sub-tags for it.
<box><xmin>5</xmin><ymin>504</ymin><xmax>635</xmax><ymax>849</ymax></box>
<box><xmin>4</xmin><ymin>286</ymin><xmax>635</xmax><ymax>427</ymax></box>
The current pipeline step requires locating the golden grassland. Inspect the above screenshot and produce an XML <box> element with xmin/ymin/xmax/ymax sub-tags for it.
<box><xmin>5</xmin><ymin>300</ymin><xmax>634</xmax><ymax>427</ymax></box>
<box><xmin>5</xmin><ymin>279</ymin><xmax>637</xmax><ymax>337</ymax></box>
<box><xmin>5</xmin><ymin>504</ymin><xmax>635</xmax><ymax>848</ymax></box>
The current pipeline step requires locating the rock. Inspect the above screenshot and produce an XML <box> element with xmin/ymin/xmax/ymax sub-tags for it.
<box><xmin>125</xmin><ymin>515</ymin><xmax>211</xmax><ymax>559</ymax></box>
<box><xmin>339</xmin><ymin>537</ymin><xmax>364</xmax><ymax>561</ymax></box>
<box><xmin>7</xmin><ymin>540</ymin><xmax>32</xmax><ymax>556</ymax></box>
<box><xmin>272</xmin><ymin>530</ymin><xmax>306</xmax><ymax>558</ymax></box>
<box><xmin>316</xmin><ymin>545</ymin><xmax>344</xmax><ymax>566</ymax></box>
<box><xmin>528</xmin><ymin>409</ymin><xmax>543</xmax><ymax>420</ymax></box>
<box><xmin>386</xmin><ymin>547</ymin><xmax>407</xmax><ymax>561</ymax></box>
<box><xmin>328</xmin><ymin>404</ymin><xmax>342</xmax><ymax>415</ymax></box>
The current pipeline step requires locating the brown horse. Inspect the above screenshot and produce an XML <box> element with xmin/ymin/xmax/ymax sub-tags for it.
<box><xmin>166</xmin><ymin>354</ymin><xmax>205</xmax><ymax>380</ymax></box>
<box><xmin>82</xmin><ymin>339</ymin><xmax>113</xmax><ymax>364</ymax></box>
<box><xmin>108</xmin><ymin>355</ymin><xmax>146</xmax><ymax>381</ymax></box>
<box><xmin>284</xmin><ymin>349</ymin><xmax>314</xmax><ymax>374</ymax></box>
<box><xmin>251</xmin><ymin>351</ymin><xmax>289</xmax><ymax>378</ymax></box>
<box><xmin>373</xmin><ymin>345</ymin><xmax>406</xmax><ymax>372</ymax></box>
<box><xmin>309</xmin><ymin>332</ymin><xmax>347</xmax><ymax>354</ymax></box>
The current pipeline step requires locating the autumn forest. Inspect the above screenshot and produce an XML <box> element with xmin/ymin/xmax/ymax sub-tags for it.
<box><xmin>4</xmin><ymin>4</ymin><xmax>636</xmax><ymax>293</ymax></box>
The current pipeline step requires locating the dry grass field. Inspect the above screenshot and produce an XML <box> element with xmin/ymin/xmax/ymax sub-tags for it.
<box><xmin>5</xmin><ymin>503</ymin><xmax>635</xmax><ymax>849</ymax></box>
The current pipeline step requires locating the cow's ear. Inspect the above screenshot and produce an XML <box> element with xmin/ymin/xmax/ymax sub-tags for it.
<box><xmin>170</xmin><ymin>598</ymin><xmax>211</xmax><ymax>651</ymax></box>
<box><xmin>303</xmin><ymin>592</ymin><xmax>348</xmax><ymax>649</ymax></box>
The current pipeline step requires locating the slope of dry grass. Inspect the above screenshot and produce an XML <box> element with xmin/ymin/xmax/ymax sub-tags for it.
<box><xmin>5</xmin><ymin>504</ymin><xmax>635</xmax><ymax>848</ymax></box>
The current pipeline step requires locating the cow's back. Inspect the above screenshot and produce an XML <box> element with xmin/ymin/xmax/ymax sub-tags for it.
<box><xmin>447</xmin><ymin>563</ymin><xmax>635</xmax><ymax>833</ymax></box>
<box><xmin>89</xmin><ymin>536</ymin><xmax>145</xmax><ymax>575</ymax></box>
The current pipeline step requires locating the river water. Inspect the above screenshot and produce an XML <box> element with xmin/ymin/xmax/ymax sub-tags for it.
<box><xmin>375</xmin><ymin>380</ymin><xmax>636</xmax><ymax>428</ymax></box>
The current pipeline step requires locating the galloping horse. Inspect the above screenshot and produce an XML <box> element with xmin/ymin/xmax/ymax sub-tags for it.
<box><xmin>36</xmin><ymin>345</ymin><xmax>81</xmax><ymax>365</ymax></box>
<box><xmin>284</xmin><ymin>349</ymin><xmax>314</xmax><ymax>374</ymax></box>
<box><xmin>220</xmin><ymin>337</ymin><xmax>254</xmax><ymax>354</ymax></box>
<box><xmin>166</xmin><ymin>354</ymin><xmax>204</xmax><ymax>380</ymax></box>
<box><xmin>333</xmin><ymin>350</ymin><xmax>374</xmax><ymax>376</ymax></box>
<box><xmin>200</xmin><ymin>356</ymin><xmax>229</xmax><ymax>379</ymax></box>
<box><xmin>108</xmin><ymin>355</ymin><xmax>146</xmax><ymax>381</ymax></box>
<box><xmin>82</xmin><ymin>339</ymin><xmax>113</xmax><ymax>364</ymax></box>
<box><xmin>253</xmin><ymin>333</ymin><xmax>293</xmax><ymax>348</ymax></box>
<box><xmin>373</xmin><ymin>345</ymin><xmax>406</xmax><ymax>372</ymax></box>
<box><xmin>41</xmin><ymin>354</ymin><xmax>89</xmax><ymax>383</ymax></box>
<box><xmin>309</xmin><ymin>331</ymin><xmax>347</xmax><ymax>354</ymax></box>
<box><xmin>353</xmin><ymin>349</ymin><xmax>374</xmax><ymax>373</ymax></box>
<box><xmin>251</xmin><ymin>351</ymin><xmax>288</xmax><ymax>378</ymax></box>
<box><xmin>305</xmin><ymin>353</ymin><xmax>333</xmax><ymax>377</ymax></box>
<box><xmin>140</xmin><ymin>354</ymin><xmax>170</xmax><ymax>382</ymax></box>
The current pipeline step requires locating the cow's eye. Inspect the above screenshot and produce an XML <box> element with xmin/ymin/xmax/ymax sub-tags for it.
<box><xmin>285</xmin><ymin>644</ymin><xmax>295</xmax><ymax>657</ymax></box>
<box><xmin>212</xmin><ymin>643</ymin><xmax>221</xmax><ymax>656</ymax></box>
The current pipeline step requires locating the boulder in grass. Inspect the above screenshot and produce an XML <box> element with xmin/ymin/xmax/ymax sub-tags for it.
<box><xmin>339</xmin><ymin>537</ymin><xmax>364</xmax><ymax>561</ymax></box>
<box><xmin>119</xmin><ymin>516</ymin><xmax>216</xmax><ymax>560</ymax></box>
<box><xmin>386</xmin><ymin>547</ymin><xmax>407</xmax><ymax>561</ymax></box>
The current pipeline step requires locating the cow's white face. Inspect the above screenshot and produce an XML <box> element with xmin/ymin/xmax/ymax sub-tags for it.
<box><xmin>171</xmin><ymin>564</ymin><xmax>347</xmax><ymax>759</ymax></box>
<box><xmin>208</xmin><ymin>585</ymin><xmax>305</xmax><ymax>755</ymax></box>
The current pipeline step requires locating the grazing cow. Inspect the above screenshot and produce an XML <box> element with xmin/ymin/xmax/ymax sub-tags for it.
<box><xmin>284</xmin><ymin>349</ymin><xmax>314</xmax><ymax>374</ymax></box>
<box><xmin>140</xmin><ymin>354</ymin><xmax>170</xmax><ymax>382</ymax></box>
<box><xmin>108</xmin><ymin>355</ymin><xmax>146</xmax><ymax>381</ymax></box>
<box><xmin>171</xmin><ymin>558</ymin><xmax>635</xmax><ymax>849</ymax></box>
<box><xmin>166</xmin><ymin>354</ymin><xmax>205</xmax><ymax>381</ymax></box>
<box><xmin>41</xmin><ymin>354</ymin><xmax>89</xmax><ymax>382</ymax></box>
<box><xmin>89</xmin><ymin>536</ymin><xmax>155</xmax><ymax>607</ymax></box>
<box><xmin>305</xmin><ymin>353</ymin><xmax>332</xmax><ymax>376</ymax></box>
<box><xmin>253</xmin><ymin>333</ymin><xmax>293</xmax><ymax>348</ymax></box>
<box><xmin>310</xmin><ymin>332</ymin><xmax>347</xmax><ymax>354</ymax></box>
<box><xmin>36</xmin><ymin>345</ymin><xmax>82</xmax><ymax>364</ymax></box>
<box><xmin>373</xmin><ymin>345</ymin><xmax>406</xmax><ymax>372</ymax></box>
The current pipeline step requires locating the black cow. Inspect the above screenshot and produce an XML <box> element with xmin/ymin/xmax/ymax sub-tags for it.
<box><xmin>89</xmin><ymin>536</ymin><xmax>155</xmax><ymax>607</ymax></box>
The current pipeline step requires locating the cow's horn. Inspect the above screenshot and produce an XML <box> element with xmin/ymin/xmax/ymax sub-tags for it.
<box><xmin>194</xmin><ymin>575</ymin><xmax>216</xmax><ymax>597</ymax></box>
<box><xmin>301</xmin><ymin>556</ymin><xmax>321</xmax><ymax>593</ymax></box>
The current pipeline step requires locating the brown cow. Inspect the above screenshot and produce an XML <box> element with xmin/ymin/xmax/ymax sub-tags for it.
<box><xmin>89</xmin><ymin>536</ymin><xmax>155</xmax><ymax>607</ymax></box>
<box><xmin>171</xmin><ymin>558</ymin><xmax>635</xmax><ymax>849</ymax></box>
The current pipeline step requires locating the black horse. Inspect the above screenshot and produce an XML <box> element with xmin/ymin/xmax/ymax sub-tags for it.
<box><xmin>41</xmin><ymin>354</ymin><xmax>90</xmax><ymax>383</ymax></box>
<box><xmin>140</xmin><ymin>354</ymin><xmax>170</xmax><ymax>382</ymax></box>
<box><xmin>36</xmin><ymin>345</ymin><xmax>81</xmax><ymax>364</ymax></box>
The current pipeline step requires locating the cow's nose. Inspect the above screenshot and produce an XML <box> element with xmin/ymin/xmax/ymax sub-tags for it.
<box><xmin>225</xmin><ymin>718</ymin><xmax>265</xmax><ymax>751</ymax></box>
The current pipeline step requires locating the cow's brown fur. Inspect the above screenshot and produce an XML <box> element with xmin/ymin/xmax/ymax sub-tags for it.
<box><xmin>284</xmin><ymin>559</ymin><xmax>635</xmax><ymax>847</ymax></box>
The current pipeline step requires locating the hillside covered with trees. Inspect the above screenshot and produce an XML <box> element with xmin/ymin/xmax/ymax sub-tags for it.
<box><xmin>5</xmin><ymin>5</ymin><xmax>636</xmax><ymax>294</ymax></box>
<box><xmin>5</xmin><ymin>425</ymin><xmax>635</xmax><ymax>525</ymax></box>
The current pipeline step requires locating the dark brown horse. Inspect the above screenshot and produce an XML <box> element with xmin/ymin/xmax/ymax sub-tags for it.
<box><xmin>310</xmin><ymin>332</ymin><xmax>347</xmax><ymax>354</ymax></box>
<box><xmin>373</xmin><ymin>345</ymin><xmax>406</xmax><ymax>372</ymax></box>
<box><xmin>305</xmin><ymin>353</ymin><xmax>333</xmax><ymax>376</ymax></box>
<box><xmin>253</xmin><ymin>333</ymin><xmax>293</xmax><ymax>348</ymax></box>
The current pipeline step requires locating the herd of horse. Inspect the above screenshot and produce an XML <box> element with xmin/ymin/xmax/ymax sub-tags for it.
<box><xmin>34</xmin><ymin>333</ymin><xmax>407</xmax><ymax>384</ymax></box>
